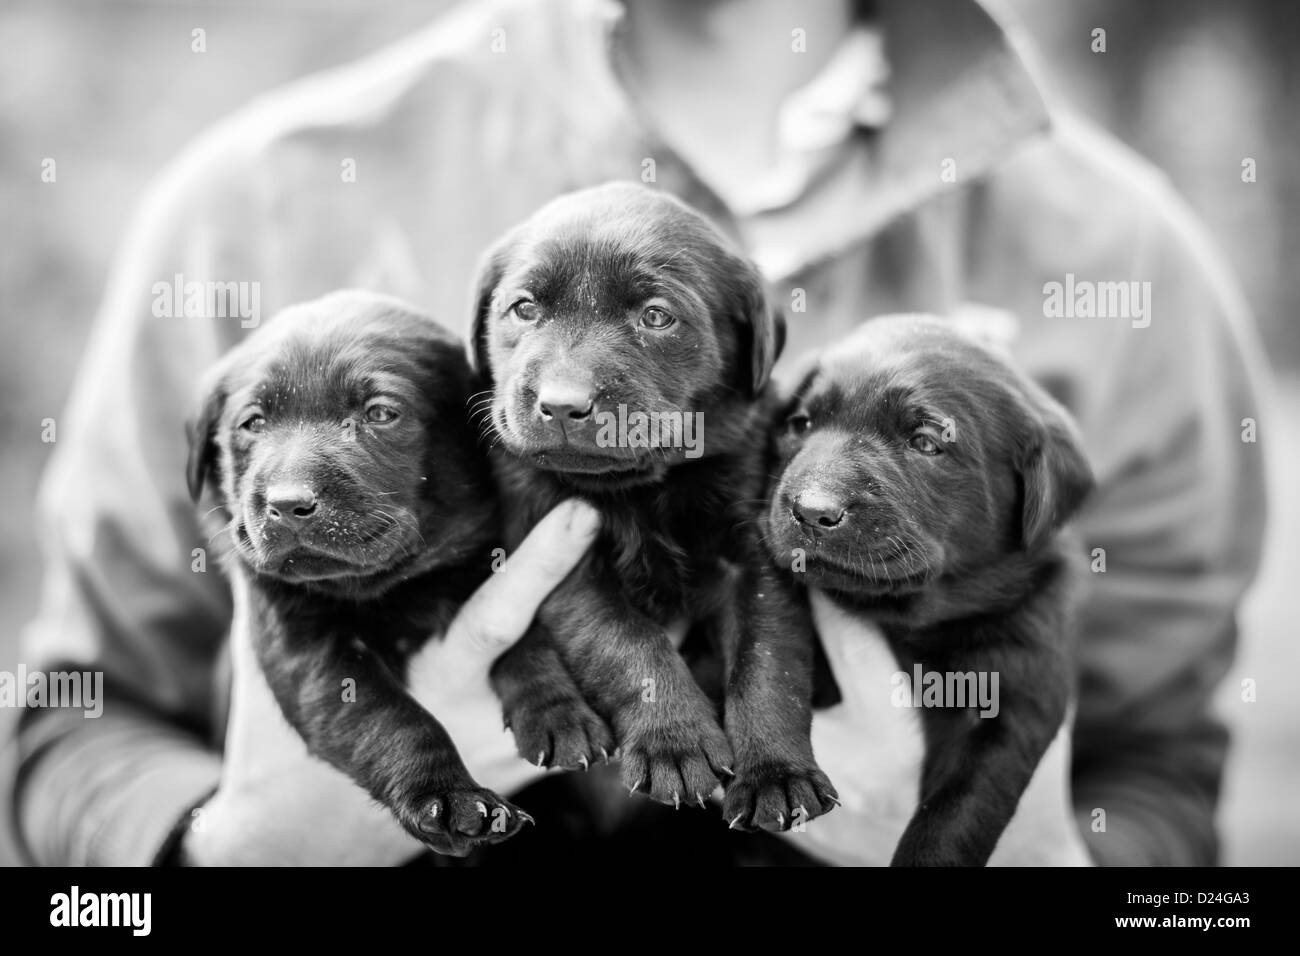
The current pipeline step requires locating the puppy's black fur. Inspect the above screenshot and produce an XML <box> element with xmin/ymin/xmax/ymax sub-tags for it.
<box><xmin>187</xmin><ymin>290</ymin><xmax>528</xmax><ymax>856</ymax></box>
<box><xmin>766</xmin><ymin>315</ymin><xmax>1094</xmax><ymax>865</ymax></box>
<box><xmin>471</xmin><ymin>183</ymin><xmax>838</xmax><ymax>830</ymax></box>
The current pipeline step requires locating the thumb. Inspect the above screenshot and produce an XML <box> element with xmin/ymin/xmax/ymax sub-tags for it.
<box><xmin>439</xmin><ymin>498</ymin><xmax>601</xmax><ymax>675</ymax></box>
<box><xmin>808</xmin><ymin>587</ymin><xmax>897</xmax><ymax>714</ymax></box>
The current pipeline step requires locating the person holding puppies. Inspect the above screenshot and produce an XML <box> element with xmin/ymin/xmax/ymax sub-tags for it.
<box><xmin>14</xmin><ymin>0</ymin><xmax>1266</xmax><ymax>866</ymax></box>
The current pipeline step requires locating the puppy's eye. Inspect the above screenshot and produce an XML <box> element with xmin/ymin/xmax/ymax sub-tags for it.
<box><xmin>640</xmin><ymin>307</ymin><xmax>675</xmax><ymax>331</ymax></box>
<box><xmin>365</xmin><ymin>403</ymin><xmax>400</xmax><ymax>424</ymax></box>
<box><xmin>509</xmin><ymin>299</ymin><xmax>539</xmax><ymax>323</ymax></box>
<box><xmin>908</xmin><ymin>433</ymin><xmax>943</xmax><ymax>455</ymax></box>
<box><xmin>785</xmin><ymin>413</ymin><xmax>812</xmax><ymax>436</ymax></box>
<box><xmin>240</xmin><ymin>412</ymin><xmax>266</xmax><ymax>433</ymax></box>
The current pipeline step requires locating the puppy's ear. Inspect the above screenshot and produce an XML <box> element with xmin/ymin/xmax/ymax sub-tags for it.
<box><xmin>735</xmin><ymin>263</ymin><xmax>784</xmax><ymax>397</ymax></box>
<box><xmin>185</xmin><ymin>378</ymin><xmax>226</xmax><ymax>503</ymax></box>
<box><xmin>1019</xmin><ymin>396</ymin><xmax>1094</xmax><ymax>551</ymax></box>
<box><xmin>466</xmin><ymin>236</ymin><xmax>515</xmax><ymax>380</ymax></box>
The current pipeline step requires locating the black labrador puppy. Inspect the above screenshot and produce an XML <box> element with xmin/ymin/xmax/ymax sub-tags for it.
<box><xmin>186</xmin><ymin>290</ymin><xmax>528</xmax><ymax>856</ymax></box>
<box><xmin>471</xmin><ymin>183</ymin><xmax>838</xmax><ymax>830</ymax></box>
<box><xmin>765</xmin><ymin>315</ymin><xmax>1094</xmax><ymax>865</ymax></box>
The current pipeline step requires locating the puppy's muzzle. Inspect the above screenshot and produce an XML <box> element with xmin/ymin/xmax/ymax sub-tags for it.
<box><xmin>779</xmin><ymin>435</ymin><xmax>891</xmax><ymax>537</ymax></box>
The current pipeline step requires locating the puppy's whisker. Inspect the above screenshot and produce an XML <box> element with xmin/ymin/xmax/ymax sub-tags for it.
<box><xmin>207</xmin><ymin>523</ymin><xmax>236</xmax><ymax>546</ymax></box>
<box><xmin>869</xmin><ymin>548</ymin><xmax>885</xmax><ymax>582</ymax></box>
<box><xmin>886</xmin><ymin>535</ymin><xmax>909</xmax><ymax>573</ymax></box>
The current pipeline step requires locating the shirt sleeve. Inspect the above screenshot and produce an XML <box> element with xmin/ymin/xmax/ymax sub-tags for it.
<box><xmin>1067</xmin><ymin>172</ymin><xmax>1270</xmax><ymax>866</ymax></box>
<box><xmin>11</xmin><ymin>131</ymin><xmax>266</xmax><ymax>865</ymax></box>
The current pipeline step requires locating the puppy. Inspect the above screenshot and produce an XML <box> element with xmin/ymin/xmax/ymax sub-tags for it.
<box><xmin>765</xmin><ymin>315</ymin><xmax>1094</xmax><ymax>866</ymax></box>
<box><xmin>187</xmin><ymin>290</ymin><xmax>529</xmax><ymax>856</ymax></box>
<box><xmin>470</xmin><ymin>183</ymin><xmax>838</xmax><ymax>830</ymax></box>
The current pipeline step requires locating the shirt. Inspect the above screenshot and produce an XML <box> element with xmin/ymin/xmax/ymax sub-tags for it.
<box><xmin>13</xmin><ymin>0</ymin><xmax>1269</xmax><ymax>866</ymax></box>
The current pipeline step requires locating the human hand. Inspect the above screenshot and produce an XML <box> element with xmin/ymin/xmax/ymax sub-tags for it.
<box><xmin>184</xmin><ymin>499</ymin><xmax>601</xmax><ymax>866</ymax></box>
<box><xmin>782</xmin><ymin>589</ymin><xmax>1094</xmax><ymax>866</ymax></box>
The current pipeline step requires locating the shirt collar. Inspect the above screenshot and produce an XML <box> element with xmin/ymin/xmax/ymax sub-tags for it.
<box><xmin>779</xmin><ymin>21</ymin><xmax>892</xmax><ymax>151</ymax></box>
<box><xmin>719</xmin><ymin>22</ymin><xmax>891</xmax><ymax>217</ymax></box>
<box><xmin>870</xmin><ymin>0</ymin><xmax>1051</xmax><ymax>211</ymax></box>
<box><xmin>575</xmin><ymin>0</ymin><xmax>1051</xmax><ymax>275</ymax></box>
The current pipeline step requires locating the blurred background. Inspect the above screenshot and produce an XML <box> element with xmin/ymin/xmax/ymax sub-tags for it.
<box><xmin>0</xmin><ymin>0</ymin><xmax>1296</xmax><ymax>865</ymax></box>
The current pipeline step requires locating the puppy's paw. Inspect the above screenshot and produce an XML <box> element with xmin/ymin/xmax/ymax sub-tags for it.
<box><xmin>400</xmin><ymin>785</ymin><xmax>532</xmax><ymax>857</ymax></box>
<box><xmin>619</xmin><ymin>711</ymin><xmax>734</xmax><ymax>808</ymax></box>
<box><xmin>506</xmin><ymin>693</ymin><xmax>616</xmax><ymax>771</ymax></box>
<box><xmin>722</xmin><ymin>764</ymin><xmax>839</xmax><ymax>833</ymax></box>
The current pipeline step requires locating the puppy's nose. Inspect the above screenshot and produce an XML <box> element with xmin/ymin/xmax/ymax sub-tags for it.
<box><xmin>791</xmin><ymin>490</ymin><xmax>847</xmax><ymax>530</ymax></box>
<box><xmin>266</xmin><ymin>484</ymin><xmax>318</xmax><ymax>524</ymax></box>
<box><xmin>537</xmin><ymin>382</ymin><xmax>595</xmax><ymax>422</ymax></box>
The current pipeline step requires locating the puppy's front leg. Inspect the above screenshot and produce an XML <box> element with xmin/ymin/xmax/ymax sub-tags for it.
<box><xmin>720</xmin><ymin>556</ymin><xmax>839</xmax><ymax>832</ymax></box>
<box><xmin>250</xmin><ymin>589</ymin><xmax>530</xmax><ymax>856</ymax></box>
<box><xmin>491</xmin><ymin>622</ymin><xmax>616</xmax><ymax>770</ymax></box>
<box><xmin>890</xmin><ymin>639</ymin><xmax>1070</xmax><ymax>866</ymax></box>
<box><xmin>539</xmin><ymin>571</ymin><xmax>734</xmax><ymax>807</ymax></box>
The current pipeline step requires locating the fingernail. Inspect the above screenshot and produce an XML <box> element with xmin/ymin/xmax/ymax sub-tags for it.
<box><xmin>564</xmin><ymin>499</ymin><xmax>601</xmax><ymax>536</ymax></box>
